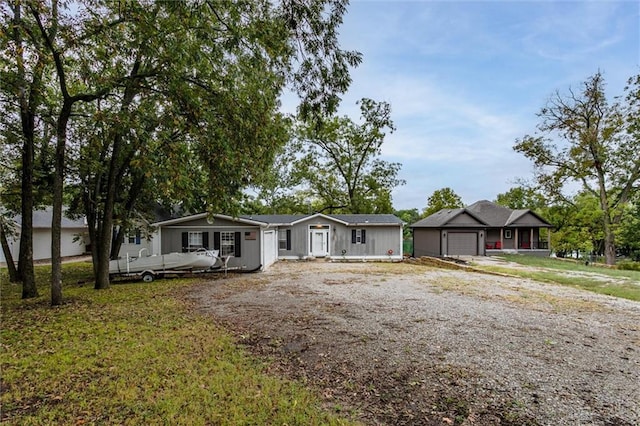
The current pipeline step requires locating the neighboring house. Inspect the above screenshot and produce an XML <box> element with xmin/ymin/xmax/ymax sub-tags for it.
<box><xmin>128</xmin><ymin>212</ymin><xmax>404</xmax><ymax>271</ymax></box>
<box><xmin>117</xmin><ymin>228</ymin><xmax>153</xmax><ymax>259</ymax></box>
<box><xmin>0</xmin><ymin>208</ymin><xmax>89</xmax><ymax>263</ymax></box>
<box><xmin>411</xmin><ymin>200</ymin><xmax>552</xmax><ymax>257</ymax></box>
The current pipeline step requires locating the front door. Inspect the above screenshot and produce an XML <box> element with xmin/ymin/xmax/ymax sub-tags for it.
<box><xmin>310</xmin><ymin>228</ymin><xmax>329</xmax><ymax>257</ymax></box>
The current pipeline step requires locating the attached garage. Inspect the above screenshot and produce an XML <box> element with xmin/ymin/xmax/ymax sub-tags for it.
<box><xmin>447</xmin><ymin>232</ymin><xmax>478</xmax><ymax>256</ymax></box>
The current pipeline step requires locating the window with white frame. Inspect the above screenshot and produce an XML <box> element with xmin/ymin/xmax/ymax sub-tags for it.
<box><xmin>278</xmin><ymin>229</ymin><xmax>289</xmax><ymax>250</ymax></box>
<box><xmin>352</xmin><ymin>229</ymin><xmax>366</xmax><ymax>244</ymax></box>
<box><xmin>221</xmin><ymin>231</ymin><xmax>235</xmax><ymax>256</ymax></box>
<box><xmin>189</xmin><ymin>231</ymin><xmax>203</xmax><ymax>248</ymax></box>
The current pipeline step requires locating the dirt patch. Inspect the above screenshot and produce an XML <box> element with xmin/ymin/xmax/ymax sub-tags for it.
<box><xmin>188</xmin><ymin>261</ymin><xmax>640</xmax><ymax>425</ymax></box>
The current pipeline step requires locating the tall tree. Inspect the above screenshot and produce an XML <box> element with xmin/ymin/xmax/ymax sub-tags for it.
<box><xmin>394</xmin><ymin>208</ymin><xmax>420</xmax><ymax>239</ymax></box>
<box><xmin>1</xmin><ymin>1</ymin><xmax>50</xmax><ymax>298</ymax></box>
<box><xmin>616</xmin><ymin>195</ymin><xmax>640</xmax><ymax>259</ymax></box>
<box><xmin>495</xmin><ymin>186</ymin><xmax>546</xmax><ymax>211</ymax></box>
<box><xmin>543</xmin><ymin>192</ymin><xmax>604</xmax><ymax>258</ymax></box>
<box><xmin>4</xmin><ymin>0</ymin><xmax>362</xmax><ymax>300</ymax></box>
<box><xmin>294</xmin><ymin>98</ymin><xmax>404</xmax><ymax>213</ymax></box>
<box><xmin>514</xmin><ymin>72</ymin><xmax>640</xmax><ymax>265</ymax></box>
<box><xmin>422</xmin><ymin>187</ymin><xmax>463</xmax><ymax>217</ymax></box>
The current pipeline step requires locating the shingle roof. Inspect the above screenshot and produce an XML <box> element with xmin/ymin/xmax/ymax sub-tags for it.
<box><xmin>410</xmin><ymin>208</ymin><xmax>467</xmax><ymax>227</ymax></box>
<box><xmin>466</xmin><ymin>200</ymin><xmax>513</xmax><ymax>227</ymax></box>
<box><xmin>411</xmin><ymin>200</ymin><xmax>551</xmax><ymax>228</ymax></box>
<box><xmin>242</xmin><ymin>213</ymin><xmax>403</xmax><ymax>226</ymax></box>
<box><xmin>241</xmin><ymin>214</ymin><xmax>304</xmax><ymax>225</ymax></box>
<box><xmin>330</xmin><ymin>214</ymin><xmax>403</xmax><ymax>225</ymax></box>
<box><xmin>13</xmin><ymin>207</ymin><xmax>87</xmax><ymax>229</ymax></box>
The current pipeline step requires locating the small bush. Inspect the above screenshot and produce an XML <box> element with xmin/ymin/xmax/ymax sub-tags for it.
<box><xmin>617</xmin><ymin>261</ymin><xmax>640</xmax><ymax>271</ymax></box>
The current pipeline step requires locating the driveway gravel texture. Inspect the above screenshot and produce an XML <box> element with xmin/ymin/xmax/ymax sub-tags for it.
<box><xmin>188</xmin><ymin>261</ymin><xmax>640</xmax><ymax>426</ymax></box>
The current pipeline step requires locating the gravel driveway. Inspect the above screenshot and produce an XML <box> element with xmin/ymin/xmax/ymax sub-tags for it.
<box><xmin>189</xmin><ymin>261</ymin><xmax>640</xmax><ymax>425</ymax></box>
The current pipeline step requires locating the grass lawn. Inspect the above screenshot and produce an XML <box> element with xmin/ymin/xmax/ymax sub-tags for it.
<box><xmin>476</xmin><ymin>254</ymin><xmax>640</xmax><ymax>302</ymax></box>
<box><xmin>0</xmin><ymin>262</ymin><xmax>355</xmax><ymax>425</ymax></box>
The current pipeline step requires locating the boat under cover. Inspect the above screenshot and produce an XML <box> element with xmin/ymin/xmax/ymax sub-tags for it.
<box><xmin>109</xmin><ymin>250</ymin><xmax>218</xmax><ymax>275</ymax></box>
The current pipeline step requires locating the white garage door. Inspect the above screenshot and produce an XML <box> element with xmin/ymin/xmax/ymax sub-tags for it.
<box><xmin>263</xmin><ymin>230</ymin><xmax>277</xmax><ymax>268</ymax></box>
<box><xmin>447</xmin><ymin>232</ymin><xmax>478</xmax><ymax>256</ymax></box>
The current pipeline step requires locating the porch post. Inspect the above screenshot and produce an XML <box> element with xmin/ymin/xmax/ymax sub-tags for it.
<box><xmin>530</xmin><ymin>228</ymin><xmax>534</xmax><ymax>249</ymax></box>
<box><xmin>515</xmin><ymin>229</ymin><xmax>519</xmax><ymax>251</ymax></box>
<box><xmin>500</xmin><ymin>228</ymin><xmax>503</xmax><ymax>250</ymax></box>
<box><xmin>547</xmin><ymin>228</ymin><xmax>551</xmax><ymax>252</ymax></box>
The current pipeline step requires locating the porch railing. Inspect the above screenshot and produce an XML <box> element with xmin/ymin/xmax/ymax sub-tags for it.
<box><xmin>485</xmin><ymin>241</ymin><xmax>549</xmax><ymax>250</ymax></box>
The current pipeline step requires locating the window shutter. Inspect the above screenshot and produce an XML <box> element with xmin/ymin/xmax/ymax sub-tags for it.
<box><xmin>213</xmin><ymin>232</ymin><xmax>220</xmax><ymax>250</ymax></box>
<box><xmin>286</xmin><ymin>229</ymin><xmax>291</xmax><ymax>250</ymax></box>
<box><xmin>135</xmin><ymin>229</ymin><xmax>141</xmax><ymax>245</ymax></box>
<box><xmin>202</xmin><ymin>232</ymin><xmax>209</xmax><ymax>249</ymax></box>
<box><xmin>182</xmin><ymin>232</ymin><xmax>188</xmax><ymax>252</ymax></box>
<box><xmin>351</xmin><ymin>229</ymin><xmax>357</xmax><ymax>244</ymax></box>
<box><xmin>361</xmin><ymin>229</ymin><xmax>366</xmax><ymax>244</ymax></box>
<box><xmin>234</xmin><ymin>231</ymin><xmax>241</xmax><ymax>257</ymax></box>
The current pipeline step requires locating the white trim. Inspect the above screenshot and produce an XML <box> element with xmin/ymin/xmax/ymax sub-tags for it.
<box><xmin>308</xmin><ymin>226</ymin><xmax>330</xmax><ymax>257</ymax></box>
<box><xmin>292</xmin><ymin>213</ymin><xmax>349</xmax><ymax>226</ymax></box>
<box><xmin>164</xmin><ymin>225</ymin><xmax>260</xmax><ymax>230</ymax></box>
<box><xmin>154</xmin><ymin>213</ymin><xmax>266</xmax><ymax>227</ymax></box>
<box><xmin>151</xmin><ymin>228</ymin><xmax>161</xmax><ymax>255</ymax></box>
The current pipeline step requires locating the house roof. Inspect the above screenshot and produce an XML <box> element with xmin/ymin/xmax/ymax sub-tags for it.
<box><xmin>155</xmin><ymin>212</ymin><xmax>403</xmax><ymax>227</ymax></box>
<box><xmin>245</xmin><ymin>213</ymin><xmax>402</xmax><ymax>226</ymax></box>
<box><xmin>411</xmin><ymin>200</ymin><xmax>551</xmax><ymax>229</ymax></box>
<box><xmin>409</xmin><ymin>207</ymin><xmax>489</xmax><ymax>228</ymax></box>
<box><xmin>153</xmin><ymin>213</ymin><xmax>266</xmax><ymax>227</ymax></box>
<box><xmin>12</xmin><ymin>207</ymin><xmax>87</xmax><ymax>229</ymax></box>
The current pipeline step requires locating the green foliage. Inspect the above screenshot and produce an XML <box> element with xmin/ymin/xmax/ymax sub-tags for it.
<box><xmin>422</xmin><ymin>187</ymin><xmax>463</xmax><ymax>217</ymax></box>
<box><xmin>480</xmin><ymin>255</ymin><xmax>640</xmax><ymax>301</ymax></box>
<box><xmin>617</xmin><ymin>260</ymin><xmax>640</xmax><ymax>271</ymax></box>
<box><xmin>495</xmin><ymin>186</ymin><xmax>546</xmax><ymax>211</ymax></box>
<box><xmin>514</xmin><ymin>72</ymin><xmax>640</xmax><ymax>264</ymax></box>
<box><xmin>395</xmin><ymin>208</ymin><xmax>420</xmax><ymax>239</ymax></box>
<box><xmin>616</xmin><ymin>199</ymin><xmax>640</xmax><ymax>254</ymax></box>
<box><xmin>291</xmin><ymin>98</ymin><xmax>404</xmax><ymax>214</ymax></box>
<box><xmin>0</xmin><ymin>262</ymin><xmax>355</xmax><ymax>425</ymax></box>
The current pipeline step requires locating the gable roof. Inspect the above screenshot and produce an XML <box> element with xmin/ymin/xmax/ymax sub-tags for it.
<box><xmin>156</xmin><ymin>212</ymin><xmax>403</xmax><ymax>227</ymax></box>
<box><xmin>12</xmin><ymin>207</ymin><xmax>87</xmax><ymax>229</ymax></box>
<box><xmin>153</xmin><ymin>213</ymin><xmax>266</xmax><ymax>227</ymax></box>
<box><xmin>410</xmin><ymin>208</ymin><xmax>488</xmax><ymax>228</ymax></box>
<box><xmin>247</xmin><ymin>213</ymin><xmax>402</xmax><ymax>226</ymax></box>
<box><xmin>411</xmin><ymin>200</ymin><xmax>551</xmax><ymax>228</ymax></box>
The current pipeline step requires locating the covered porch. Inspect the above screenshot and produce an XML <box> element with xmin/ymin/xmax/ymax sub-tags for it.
<box><xmin>485</xmin><ymin>227</ymin><xmax>551</xmax><ymax>256</ymax></box>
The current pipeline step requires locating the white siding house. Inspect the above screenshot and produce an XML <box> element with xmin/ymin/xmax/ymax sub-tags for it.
<box><xmin>0</xmin><ymin>208</ymin><xmax>89</xmax><ymax>264</ymax></box>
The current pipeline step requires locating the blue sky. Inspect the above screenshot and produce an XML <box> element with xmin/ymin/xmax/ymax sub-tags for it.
<box><xmin>326</xmin><ymin>0</ymin><xmax>639</xmax><ymax>211</ymax></box>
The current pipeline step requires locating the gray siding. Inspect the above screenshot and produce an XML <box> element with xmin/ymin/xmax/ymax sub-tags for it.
<box><xmin>161</xmin><ymin>225</ymin><xmax>262</xmax><ymax>270</ymax></box>
<box><xmin>511</xmin><ymin>212</ymin><xmax>548</xmax><ymax>227</ymax></box>
<box><xmin>449</xmin><ymin>213</ymin><xmax>483</xmax><ymax>226</ymax></box>
<box><xmin>413</xmin><ymin>228</ymin><xmax>441</xmax><ymax>257</ymax></box>
<box><xmin>333</xmin><ymin>224</ymin><xmax>401</xmax><ymax>257</ymax></box>
<box><xmin>282</xmin><ymin>217</ymin><xmax>401</xmax><ymax>258</ymax></box>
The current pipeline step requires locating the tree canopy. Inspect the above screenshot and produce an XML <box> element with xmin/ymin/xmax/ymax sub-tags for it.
<box><xmin>514</xmin><ymin>72</ymin><xmax>640</xmax><ymax>265</ymax></box>
<box><xmin>422</xmin><ymin>187</ymin><xmax>463</xmax><ymax>217</ymax></box>
<box><xmin>2</xmin><ymin>0</ymin><xmax>362</xmax><ymax>301</ymax></box>
<box><xmin>253</xmin><ymin>98</ymin><xmax>404</xmax><ymax>214</ymax></box>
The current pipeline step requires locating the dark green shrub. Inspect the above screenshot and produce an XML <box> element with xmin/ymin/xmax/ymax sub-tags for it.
<box><xmin>617</xmin><ymin>261</ymin><xmax>640</xmax><ymax>271</ymax></box>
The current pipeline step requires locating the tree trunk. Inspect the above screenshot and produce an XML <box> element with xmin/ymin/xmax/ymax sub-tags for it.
<box><xmin>51</xmin><ymin>101</ymin><xmax>72</xmax><ymax>305</ymax></box>
<box><xmin>94</xmin><ymin>63</ymin><xmax>140</xmax><ymax>289</ymax></box>
<box><xmin>602</xmin><ymin>215</ymin><xmax>616</xmax><ymax>265</ymax></box>
<box><xmin>12</xmin><ymin>1</ymin><xmax>38</xmax><ymax>298</ymax></box>
<box><xmin>1</xmin><ymin>223</ymin><xmax>20</xmax><ymax>283</ymax></box>
<box><xmin>19</xmin><ymin>132</ymin><xmax>37</xmax><ymax>298</ymax></box>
